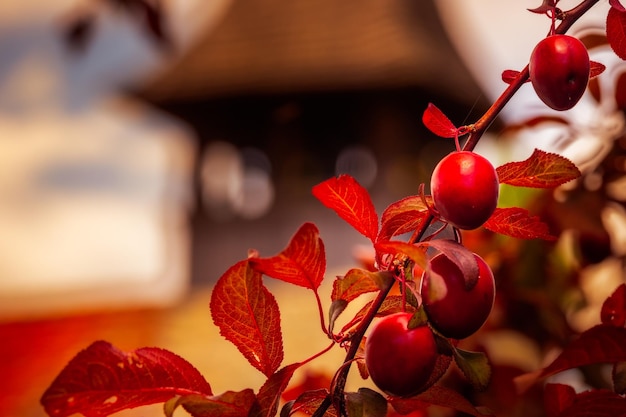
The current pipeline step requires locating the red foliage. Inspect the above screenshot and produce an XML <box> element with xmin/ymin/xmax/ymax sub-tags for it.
<box><xmin>484</xmin><ymin>207</ymin><xmax>557</xmax><ymax>241</ymax></box>
<box><xmin>312</xmin><ymin>175</ymin><xmax>379</xmax><ymax>243</ymax></box>
<box><xmin>601</xmin><ymin>284</ymin><xmax>626</xmax><ymax>327</ymax></box>
<box><xmin>250</xmin><ymin>222</ymin><xmax>326</xmax><ymax>291</ymax></box>
<box><xmin>210</xmin><ymin>260</ymin><xmax>284</xmax><ymax>377</ymax></box>
<box><xmin>40</xmin><ymin>341</ymin><xmax>212</xmax><ymax>417</ymax></box>
<box><xmin>422</xmin><ymin>103</ymin><xmax>458</xmax><ymax>138</ymax></box>
<box><xmin>496</xmin><ymin>149</ymin><xmax>581</xmax><ymax>188</ymax></box>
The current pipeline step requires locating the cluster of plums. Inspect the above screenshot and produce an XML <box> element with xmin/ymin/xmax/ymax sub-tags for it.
<box><xmin>364</xmin><ymin>33</ymin><xmax>590</xmax><ymax>399</ymax></box>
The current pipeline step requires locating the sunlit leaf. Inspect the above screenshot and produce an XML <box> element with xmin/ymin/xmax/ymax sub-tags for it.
<box><xmin>40</xmin><ymin>341</ymin><xmax>212</xmax><ymax>417</ymax></box>
<box><xmin>312</xmin><ymin>175</ymin><xmax>379</xmax><ymax>242</ymax></box>
<box><xmin>496</xmin><ymin>149</ymin><xmax>581</xmax><ymax>188</ymax></box>
<box><xmin>484</xmin><ymin>207</ymin><xmax>557</xmax><ymax>241</ymax></box>
<box><xmin>250</xmin><ymin>222</ymin><xmax>326</xmax><ymax>290</ymax></box>
<box><xmin>375</xmin><ymin>240</ymin><xmax>428</xmax><ymax>269</ymax></box>
<box><xmin>340</xmin><ymin>296</ymin><xmax>415</xmax><ymax>335</ymax></box>
<box><xmin>378</xmin><ymin>195</ymin><xmax>432</xmax><ymax>242</ymax></box>
<box><xmin>601</xmin><ymin>284</ymin><xmax>626</xmax><ymax>327</ymax></box>
<box><xmin>332</xmin><ymin>269</ymin><xmax>392</xmax><ymax>303</ymax></box>
<box><xmin>389</xmin><ymin>385</ymin><xmax>493</xmax><ymax>416</ymax></box>
<box><xmin>544</xmin><ymin>383</ymin><xmax>576</xmax><ymax>417</ymax></box>
<box><xmin>210</xmin><ymin>261</ymin><xmax>283</xmax><ymax>377</ymax></box>
<box><xmin>422</xmin><ymin>103</ymin><xmax>458</xmax><ymax>138</ymax></box>
<box><xmin>608</xmin><ymin>6</ymin><xmax>626</xmax><ymax>59</ymax></box>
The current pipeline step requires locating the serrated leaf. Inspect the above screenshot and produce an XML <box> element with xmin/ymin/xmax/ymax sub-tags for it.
<box><xmin>332</xmin><ymin>269</ymin><xmax>392</xmax><ymax>303</ymax></box>
<box><xmin>590</xmin><ymin>61</ymin><xmax>606</xmax><ymax>79</ymax></box>
<box><xmin>601</xmin><ymin>284</ymin><xmax>626</xmax><ymax>327</ymax></box>
<box><xmin>329</xmin><ymin>299</ymin><xmax>349</xmax><ymax>334</ymax></box>
<box><xmin>559</xmin><ymin>389</ymin><xmax>626</xmax><ymax>417</ymax></box>
<box><xmin>375</xmin><ymin>240</ymin><xmax>428</xmax><ymax>269</ymax></box>
<box><xmin>422</xmin><ymin>103</ymin><xmax>458</xmax><ymax>138</ymax></box>
<box><xmin>612</xmin><ymin>361</ymin><xmax>626</xmax><ymax>394</ymax></box>
<box><xmin>40</xmin><ymin>341</ymin><xmax>212</xmax><ymax>417</ymax></box>
<box><xmin>544</xmin><ymin>383</ymin><xmax>576</xmax><ymax>417</ymax></box>
<box><xmin>345</xmin><ymin>387</ymin><xmax>388</xmax><ymax>417</ymax></box>
<box><xmin>608</xmin><ymin>6</ymin><xmax>626</xmax><ymax>60</ymax></box>
<box><xmin>496</xmin><ymin>149</ymin><xmax>581</xmax><ymax>188</ymax></box>
<box><xmin>312</xmin><ymin>175</ymin><xmax>379</xmax><ymax>242</ymax></box>
<box><xmin>378</xmin><ymin>195</ymin><xmax>432</xmax><ymax>242</ymax></box>
<box><xmin>250</xmin><ymin>222</ymin><xmax>326</xmax><ymax>291</ymax></box>
<box><xmin>389</xmin><ymin>385</ymin><xmax>493</xmax><ymax>416</ymax></box>
<box><xmin>539</xmin><ymin>325</ymin><xmax>626</xmax><ymax>380</ymax></box>
<box><xmin>252</xmin><ymin>363</ymin><xmax>302</xmax><ymax>417</ymax></box>
<box><xmin>210</xmin><ymin>260</ymin><xmax>283</xmax><ymax>377</ymax></box>
<box><xmin>178</xmin><ymin>390</ymin><xmax>257</xmax><ymax>417</ymax></box>
<box><xmin>484</xmin><ymin>207</ymin><xmax>557</xmax><ymax>241</ymax></box>
<box><xmin>289</xmin><ymin>389</ymin><xmax>337</xmax><ymax>417</ymax></box>
<box><xmin>453</xmin><ymin>348</ymin><xmax>492</xmax><ymax>392</ymax></box>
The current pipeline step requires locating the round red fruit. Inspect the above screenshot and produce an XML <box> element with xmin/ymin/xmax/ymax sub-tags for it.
<box><xmin>430</xmin><ymin>151</ymin><xmax>499</xmax><ymax>230</ymax></box>
<box><xmin>529</xmin><ymin>34</ymin><xmax>590</xmax><ymax>111</ymax></box>
<box><xmin>365</xmin><ymin>312</ymin><xmax>437</xmax><ymax>397</ymax></box>
<box><xmin>421</xmin><ymin>253</ymin><xmax>495</xmax><ymax>339</ymax></box>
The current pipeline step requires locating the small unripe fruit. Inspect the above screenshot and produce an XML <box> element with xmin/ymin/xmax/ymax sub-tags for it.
<box><xmin>430</xmin><ymin>151</ymin><xmax>499</xmax><ymax>230</ymax></box>
<box><xmin>365</xmin><ymin>312</ymin><xmax>438</xmax><ymax>397</ymax></box>
<box><xmin>421</xmin><ymin>253</ymin><xmax>495</xmax><ymax>339</ymax></box>
<box><xmin>529</xmin><ymin>34</ymin><xmax>590</xmax><ymax>111</ymax></box>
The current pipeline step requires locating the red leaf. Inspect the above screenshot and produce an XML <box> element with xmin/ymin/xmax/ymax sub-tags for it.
<box><xmin>378</xmin><ymin>195</ymin><xmax>432</xmax><ymax>242</ymax></box>
<box><xmin>607</xmin><ymin>7</ymin><xmax>626</xmax><ymax>60</ymax></box>
<box><xmin>40</xmin><ymin>341</ymin><xmax>212</xmax><ymax>417</ymax></box>
<box><xmin>539</xmin><ymin>325</ymin><xmax>626</xmax><ymax>380</ymax></box>
<box><xmin>422</xmin><ymin>103</ymin><xmax>458</xmax><ymax>138</ymax></box>
<box><xmin>250</xmin><ymin>222</ymin><xmax>326</xmax><ymax>290</ymax></box>
<box><xmin>590</xmin><ymin>61</ymin><xmax>607</xmax><ymax>79</ymax></box>
<box><xmin>210</xmin><ymin>260</ymin><xmax>283</xmax><ymax>377</ymax></box>
<box><xmin>176</xmin><ymin>390</ymin><xmax>257</xmax><ymax>417</ymax></box>
<box><xmin>289</xmin><ymin>389</ymin><xmax>337</xmax><ymax>417</ymax></box>
<box><xmin>340</xmin><ymin>295</ymin><xmax>415</xmax><ymax>335</ymax></box>
<box><xmin>484</xmin><ymin>207</ymin><xmax>557</xmax><ymax>241</ymax></box>
<box><xmin>252</xmin><ymin>363</ymin><xmax>302</xmax><ymax>417</ymax></box>
<box><xmin>544</xmin><ymin>383</ymin><xmax>576</xmax><ymax>417</ymax></box>
<box><xmin>496</xmin><ymin>149</ymin><xmax>581</xmax><ymax>188</ymax></box>
<box><xmin>312</xmin><ymin>175</ymin><xmax>378</xmax><ymax>242</ymax></box>
<box><xmin>331</xmin><ymin>269</ymin><xmax>392</xmax><ymax>303</ymax></box>
<box><xmin>389</xmin><ymin>385</ymin><xmax>493</xmax><ymax>416</ymax></box>
<box><xmin>601</xmin><ymin>284</ymin><xmax>626</xmax><ymax>327</ymax></box>
<box><xmin>375</xmin><ymin>240</ymin><xmax>428</xmax><ymax>269</ymax></box>
<box><xmin>559</xmin><ymin>389</ymin><xmax>626</xmax><ymax>417</ymax></box>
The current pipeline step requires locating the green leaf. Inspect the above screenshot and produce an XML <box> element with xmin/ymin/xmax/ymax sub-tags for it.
<box><xmin>345</xmin><ymin>388</ymin><xmax>388</xmax><ymax>417</ymax></box>
<box><xmin>407</xmin><ymin>307</ymin><xmax>429</xmax><ymax>329</ymax></box>
<box><xmin>453</xmin><ymin>348</ymin><xmax>492</xmax><ymax>391</ymax></box>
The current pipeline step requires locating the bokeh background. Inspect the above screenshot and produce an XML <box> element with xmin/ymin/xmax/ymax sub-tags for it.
<box><xmin>1</xmin><ymin>1</ymin><xmax>624</xmax><ymax>416</ymax></box>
